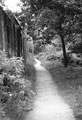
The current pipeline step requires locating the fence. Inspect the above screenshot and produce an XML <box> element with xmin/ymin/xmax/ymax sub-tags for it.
<box><xmin>0</xmin><ymin>7</ymin><xmax>24</xmax><ymax>57</ymax></box>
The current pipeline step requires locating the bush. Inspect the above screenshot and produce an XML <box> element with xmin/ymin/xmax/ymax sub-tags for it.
<box><xmin>61</xmin><ymin>53</ymin><xmax>82</xmax><ymax>66</ymax></box>
<box><xmin>47</xmin><ymin>55</ymin><xmax>57</xmax><ymax>61</ymax></box>
<box><xmin>34</xmin><ymin>40</ymin><xmax>45</xmax><ymax>54</ymax></box>
<box><xmin>0</xmin><ymin>50</ymin><xmax>33</xmax><ymax>120</ymax></box>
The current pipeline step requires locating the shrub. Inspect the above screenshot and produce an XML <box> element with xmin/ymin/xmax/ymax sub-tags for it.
<box><xmin>0</xmin><ymin>50</ymin><xmax>33</xmax><ymax>120</ymax></box>
<box><xmin>34</xmin><ymin>40</ymin><xmax>45</xmax><ymax>54</ymax></box>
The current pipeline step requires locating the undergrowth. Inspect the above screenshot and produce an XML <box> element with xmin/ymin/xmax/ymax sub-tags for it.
<box><xmin>0</xmin><ymin>50</ymin><xmax>34</xmax><ymax>120</ymax></box>
<box><xmin>46</xmin><ymin>63</ymin><xmax>82</xmax><ymax>120</ymax></box>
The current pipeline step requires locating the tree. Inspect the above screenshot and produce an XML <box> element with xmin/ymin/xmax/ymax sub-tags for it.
<box><xmin>0</xmin><ymin>0</ymin><xmax>5</xmax><ymax>7</ymax></box>
<box><xmin>33</xmin><ymin>0</ymin><xmax>82</xmax><ymax>66</ymax></box>
<box><xmin>20</xmin><ymin>0</ymin><xmax>82</xmax><ymax>66</ymax></box>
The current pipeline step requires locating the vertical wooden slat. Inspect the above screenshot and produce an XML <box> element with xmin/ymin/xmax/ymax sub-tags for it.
<box><xmin>0</xmin><ymin>8</ymin><xmax>3</xmax><ymax>50</ymax></box>
<box><xmin>0</xmin><ymin>7</ymin><xmax>24</xmax><ymax>59</ymax></box>
<box><xmin>0</xmin><ymin>9</ymin><xmax>5</xmax><ymax>51</ymax></box>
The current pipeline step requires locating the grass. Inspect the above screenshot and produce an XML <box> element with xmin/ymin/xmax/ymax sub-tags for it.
<box><xmin>24</xmin><ymin>63</ymin><xmax>36</xmax><ymax>92</ymax></box>
<box><xmin>36</xmin><ymin>44</ymin><xmax>82</xmax><ymax>120</ymax></box>
<box><xmin>45</xmin><ymin>61</ymin><xmax>82</xmax><ymax>120</ymax></box>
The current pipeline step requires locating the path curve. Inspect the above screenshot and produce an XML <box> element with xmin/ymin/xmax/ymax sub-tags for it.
<box><xmin>25</xmin><ymin>58</ymin><xmax>75</xmax><ymax>120</ymax></box>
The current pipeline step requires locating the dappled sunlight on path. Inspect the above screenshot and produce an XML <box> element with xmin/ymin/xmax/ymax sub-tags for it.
<box><xmin>25</xmin><ymin>58</ymin><xmax>75</xmax><ymax>120</ymax></box>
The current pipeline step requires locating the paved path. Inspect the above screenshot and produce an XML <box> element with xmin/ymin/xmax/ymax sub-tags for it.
<box><xmin>25</xmin><ymin>59</ymin><xmax>75</xmax><ymax>120</ymax></box>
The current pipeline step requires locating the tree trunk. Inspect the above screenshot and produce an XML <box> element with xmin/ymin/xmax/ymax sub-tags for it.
<box><xmin>60</xmin><ymin>34</ymin><xmax>68</xmax><ymax>67</ymax></box>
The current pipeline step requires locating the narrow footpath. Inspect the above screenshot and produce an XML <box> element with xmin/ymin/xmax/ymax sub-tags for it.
<box><xmin>25</xmin><ymin>58</ymin><xmax>76</xmax><ymax>120</ymax></box>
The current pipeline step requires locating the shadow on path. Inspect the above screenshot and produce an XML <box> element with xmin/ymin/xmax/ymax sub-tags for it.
<box><xmin>25</xmin><ymin>58</ymin><xmax>76</xmax><ymax>120</ymax></box>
